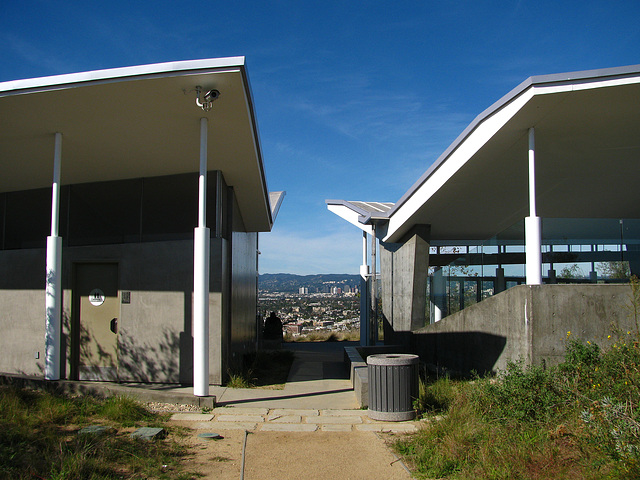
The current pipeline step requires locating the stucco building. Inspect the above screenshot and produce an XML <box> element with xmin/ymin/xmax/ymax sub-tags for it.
<box><xmin>0</xmin><ymin>58</ymin><xmax>284</xmax><ymax>395</ymax></box>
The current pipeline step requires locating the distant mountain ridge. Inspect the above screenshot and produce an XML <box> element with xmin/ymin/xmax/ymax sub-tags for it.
<box><xmin>259</xmin><ymin>273</ymin><xmax>361</xmax><ymax>293</ymax></box>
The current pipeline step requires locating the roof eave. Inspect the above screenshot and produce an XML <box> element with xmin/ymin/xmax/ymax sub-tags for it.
<box><xmin>0</xmin><ymin>57</ymin><xmax>247</xmax><ymax>96</ymax></box>
<box><xmin>383</xmin><ymin>63</ymin><xmax>640</xmax><ymax>243</ymax></box>
<box><xmin>387</xmin><ymin>63</ymin><xmax>640</xmax><ymax>220</ymax></box>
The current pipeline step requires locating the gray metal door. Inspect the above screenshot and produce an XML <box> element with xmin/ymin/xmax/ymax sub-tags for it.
<box><xmin>75</xmin><ymin>263</ymin><xmax>119</xmax><ymax>381</ymax></box>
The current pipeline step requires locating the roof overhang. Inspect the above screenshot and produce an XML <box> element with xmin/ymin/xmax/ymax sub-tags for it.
<box><xmin>326</xmin><ymin>200</ymin><xmax>394</xmax><ymax>235</ymax></box>
<box><xmin>0</xmin><ymin>57</ymin><xmax>275</xmax><ymax>232</ymax></box>
<box><xmin>329</xmin><ymin>64</ymin><xmax>640</xmax><ymax>244</ymax></box>
<box><xmin>269</xmin><ymin>191</ymin><xmax>286</xmax><ymax>221</ymax></box>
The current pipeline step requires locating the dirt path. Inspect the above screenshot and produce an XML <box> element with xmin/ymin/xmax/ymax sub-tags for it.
<box><xmin>179</xmin><ymin>427</ymin><xmax>414</xmax><ymax>479</ymax></box>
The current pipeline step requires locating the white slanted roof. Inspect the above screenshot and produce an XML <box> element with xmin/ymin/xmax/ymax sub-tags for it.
<box><xmin>0</xmin><ymin>57</ymin><xmax>276</xmax><ymax>232</ymax></box>
<box><xmin>329</xmin><ymin>64</ymin><xmax>640</xmax><ymax>243</ymax></box>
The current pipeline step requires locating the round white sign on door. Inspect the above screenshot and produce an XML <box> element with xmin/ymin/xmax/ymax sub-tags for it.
<box><xmin>89</xmin><ymin>288</ymin><xmax>106</xmax><ymax>306</ymax></box>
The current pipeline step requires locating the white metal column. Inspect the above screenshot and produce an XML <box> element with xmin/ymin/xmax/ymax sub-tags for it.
<box><xmin>194</xmin><ymin>117</ymin><xmax>211</xmax><ymax>397</ymax></box>
<box><xmin>360</xmin><ymin>230</ymin><xmax>369</xmax><ymax>278</ymax></box>
<box><xmin>370</xmin><ymin>225</ymin><xmax>378</xmax><ymax>345</ymax></box>
<box><xmin>525</xmin><ymin>127</ymin><xmax>542</xmax><ymax>285</ymax></box>
<box><xmin>359</xmin><ymin>231</ymin><xmax>370</xmax><ymax>346</ymax></box>
<box><xmin>432</xmin><ymin>267</ymin><xmax>445</xmax><ymax>322</ymax></box>
<box><xmin>45</xmin><ymin>132</ymin><xmax>63</xmax><ymax>380</ymax></box>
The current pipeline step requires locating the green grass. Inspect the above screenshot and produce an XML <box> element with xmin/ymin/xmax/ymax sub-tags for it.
<box><xmin>0</xmin><ymin>387</ymin><xmax>197</xmax><ymax>479</ymax></box>
<box><xmin>395</xmin><ymin>331</ymin><xmax>640</xmax><ymax>479</ymax></box>
<box><xmin>413</xmin><ymin>375</ymin><xmax>456</xmax><ymax>416</ymax></box>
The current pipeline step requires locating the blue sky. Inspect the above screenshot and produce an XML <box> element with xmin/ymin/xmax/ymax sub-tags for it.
<box><xmin>1</xmin><ymin>1</ymin><xmax>638</xmax><ymax>274</ymax></box>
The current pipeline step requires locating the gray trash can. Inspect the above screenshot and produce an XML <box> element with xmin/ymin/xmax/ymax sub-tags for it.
<box><xmin>367</xmin><ymin>354</ymin><xmax>419</xmax><ymax>421</ymax></box>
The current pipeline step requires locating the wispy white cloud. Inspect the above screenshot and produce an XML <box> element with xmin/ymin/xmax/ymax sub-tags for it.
<box><xmin>284</xmin><ymin>67</ymin><xmax>472</xmax><ymax>156</ymax></box>
<box><xmin>1</xmin><ymin>33</ymin><xmax>75</xmax><ymax>75</ymax></box>
<box><xmin>259</xmin><ymin>226</ymin><xmax>364</xmax><ymax>275</ymax></box>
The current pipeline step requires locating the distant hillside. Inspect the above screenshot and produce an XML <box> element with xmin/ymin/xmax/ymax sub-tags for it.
<box><xmin>259</xmin><ymin>273</ymin><xmax>361</xmax><ymax>293</ymax></box>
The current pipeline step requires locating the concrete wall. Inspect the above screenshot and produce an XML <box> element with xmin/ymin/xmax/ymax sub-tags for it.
<box><xmin>0</xmin><ymin>249</ymin><xmax>46</xmax><ymax>376</ymax></box>
<box><xmin>528</xmin><ymin>284</ymin><xmax>631</xmax><ymax>365</ymax></box>
<box><xmin>412</xmin><ymin>284</ymin><xmax>636</xmax><ymax>375</ymax></box>
<box><xmin>0</xmin><ymin>237</ymin><xmax>240</xmax><ymax>385</ymax></box>
<box><xmin>0</xmin><ymin>173</ymin><xmax>263</xmax><ymax>386</ymax></box>
<box><xmin>380</xmin><ymin>226</ymin><xmax>430</xmax><ymax>346</ymax></box>
<box><xmin>412</xmin><ymin>285</ymin><xmax>526</xmax><ymax>375</ymax></box>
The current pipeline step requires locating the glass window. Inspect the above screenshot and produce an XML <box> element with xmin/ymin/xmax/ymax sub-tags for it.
<box><xmin>3</xmin><ymin>188</ymin><xmax>50</xmax><ymax>249</ymax></box>
<box><xmin>1</xmin><ymin>170</ymin><xmax>228</xmax><ymax>249</ymax></box>
<box><xmin>426</xmin><ymin>218</ymin><xmax>640</xmax><ymax>323</ymax></box>
<box><xmin>141</xmin><ymin>173</ymin><xmax>197</xmax><ymax>242</ymax></box>
<box><xmin>68</xmin><ymin>179</ymin><xmax>142</xmax><ymax>246</ymax></box>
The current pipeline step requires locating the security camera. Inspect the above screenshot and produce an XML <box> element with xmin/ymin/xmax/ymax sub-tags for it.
<box><xmin>194</xmin><ymin>86</ymin><xmax>220</xmax><ymax>111</ymax></box>
<box><xmin>204</xmin><ymin>89</ymin><xmax>220</xmax><ymax>102</ymax></box>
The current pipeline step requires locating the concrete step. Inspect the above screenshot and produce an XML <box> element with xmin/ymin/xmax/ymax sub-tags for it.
<box><xmin>170</xmin><ymin>407</ymin><xmax>420</xmax><ymax>434</ymax></box>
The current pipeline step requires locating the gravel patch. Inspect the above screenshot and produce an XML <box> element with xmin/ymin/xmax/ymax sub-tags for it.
<box><xmin>146</xmin><ymin>401</ymin><xmax>204</xmax><ymax>413</ymax></box>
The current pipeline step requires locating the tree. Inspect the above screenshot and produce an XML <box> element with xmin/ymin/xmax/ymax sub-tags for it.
<box><xmin>597</xmin><ymin>261</ymin><xmax>631</xmax><ymax>279</ymax></box>
<box><xmin>558</xmin><ymin>264</ymin><xmax>582</xmax><ymax>279</ymax></box>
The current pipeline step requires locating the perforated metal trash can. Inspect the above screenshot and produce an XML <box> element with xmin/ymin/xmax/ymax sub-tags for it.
<box><xmin>367</xmin><ymin>354</ymin><xmax>419</xmax><ymax>421</ymax></box>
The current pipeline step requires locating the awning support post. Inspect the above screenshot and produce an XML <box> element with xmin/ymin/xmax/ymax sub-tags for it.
<box><xmin>194</xmin><ymin>117</ymin><xmax>211</xmax><ymax>397</ymax></box>
<box><xmin>370</xmin><ymin>224</ymin><xmax>378</xmax><ymax>345</ymax></box>
<box><xmin>526</xmin><ymin>127</ymin><xmax>542</xmax><ymax>285</ymax></box>
<box><xmin>359</xmin><ymin>231</ymin><xmax>370</xmax><ymax>346</ymax></box>
<box><xmin>45</xmin><ymin>132</ymin><xmax>63</xmax><ymax>381</ymax></box>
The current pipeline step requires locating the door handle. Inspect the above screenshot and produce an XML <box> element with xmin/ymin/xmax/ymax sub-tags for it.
<box><xmin>110</xmin><ymin>318</ymin><xmax>118</xmax><ymax>334</ymax></box>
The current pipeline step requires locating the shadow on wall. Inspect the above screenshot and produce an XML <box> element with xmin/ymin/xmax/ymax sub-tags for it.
<box><xmin>59</xmin><ymin>310</ymin><xmax>191</xmax><ymax>384</ymax></box>
<box><xmin>412</xmin><ymin>331</ymin><xmax>507</xmax><ymax>377</ymax></box>
<box><xmin>118</xmin><ymin>330</ymin><xmax>189</xmax><ymax>384</ymax></box>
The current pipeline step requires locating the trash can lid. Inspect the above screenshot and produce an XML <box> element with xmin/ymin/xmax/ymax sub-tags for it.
<box><xmin>366</xmin><ymin>353</ymin><xmax>419</xmax><ymax>366</ymax></box>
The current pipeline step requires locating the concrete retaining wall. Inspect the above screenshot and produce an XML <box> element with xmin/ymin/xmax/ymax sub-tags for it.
<box><xmin>344</xmin><ymin>347</ymin><xmax>368</xmax><ymax>408</ymax></box>
<box><xmin>412</xmin><ymin>284</ymin><xmax>636</xmax><ymax>375</ymax></box>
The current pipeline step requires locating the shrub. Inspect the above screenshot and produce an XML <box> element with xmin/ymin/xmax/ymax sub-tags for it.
<box><xmin>564</xmin><ymin>339</ymin><xmax>601</xmax><ymax>369</ymax></box>
<box><xmin>394</xmin><ymin>279</ymin><xmax>640</xmax><ymax>478</ymax></box>
<box><xmin>474</xmin><ymin>359</ymin><xmax>566</xmax><ymax>424</ymax></box>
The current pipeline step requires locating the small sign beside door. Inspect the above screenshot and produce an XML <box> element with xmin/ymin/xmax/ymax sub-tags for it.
<box><xmin>89</xmin><ymin>288</ymin><xmax>106</xmax><ymax>307</ymax></box>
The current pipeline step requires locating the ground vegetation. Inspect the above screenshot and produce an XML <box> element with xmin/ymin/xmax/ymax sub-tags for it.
<box><xmin>0</xmin><ymin>387</ymin><xmax>196</xmax><ymax>479</ymax></box>
<box><xmin>396</xmin><ymin>327</ymin><xmax>640</xmax><ymax>479</ymax></box>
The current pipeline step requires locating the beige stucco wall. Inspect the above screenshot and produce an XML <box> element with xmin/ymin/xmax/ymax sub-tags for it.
<box><xmin>0</xmin><ymin>249</ymin><xmax>46</xmax><ymax>376</ymax></box>
<box><xmin>0</xmin><ymin>233</ymin><xmax>258</xmax><ymax>385</ymax></box>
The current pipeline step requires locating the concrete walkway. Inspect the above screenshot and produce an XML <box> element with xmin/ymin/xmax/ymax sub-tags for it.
<box><xmin>170</xmin><ymin>342</ymin><xmax>418</xmax><ymax>434</ymax></box>
<box><xmin>167</xmin><ymin>342</ymin><xmax>418</xmax><ymax>479</ymax></box>
<box><xmin>208</xmin><ymin>341</ymin><xmax>360</xmax><ymax>409</ymax></box>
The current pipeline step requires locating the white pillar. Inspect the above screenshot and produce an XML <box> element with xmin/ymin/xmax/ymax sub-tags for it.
<box><xmin>370</xmin><ymin>225</ymin><xmax>378</xmax><ymax>345</ymax></box>
<box><xmin>526</xmin><ymin>127</ymin><xmax>542</xmax><ymax>285</ymax></box>
<box><xmin>194</xmin><ymin>118</ymin><xmax>211</xmax><ymax>397</ymax></box>
<box><xmin>45</xmin><ymin>132</ymin><xmax>63</xmax><ymax>380</ymax></box>
<box><xmin>360</xmin><ymin>231</ymin><xmax>369</xmax><ymax>278</ymax></box>
<box><xmin>359</xmin><ymin>230</ymin><xmax>370</xmax><ymax>346</ymax></box>
<box><xmin>432</xmin><ymin>267</ymin><xmax>445</xmax><ymax>322</ymax></box>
